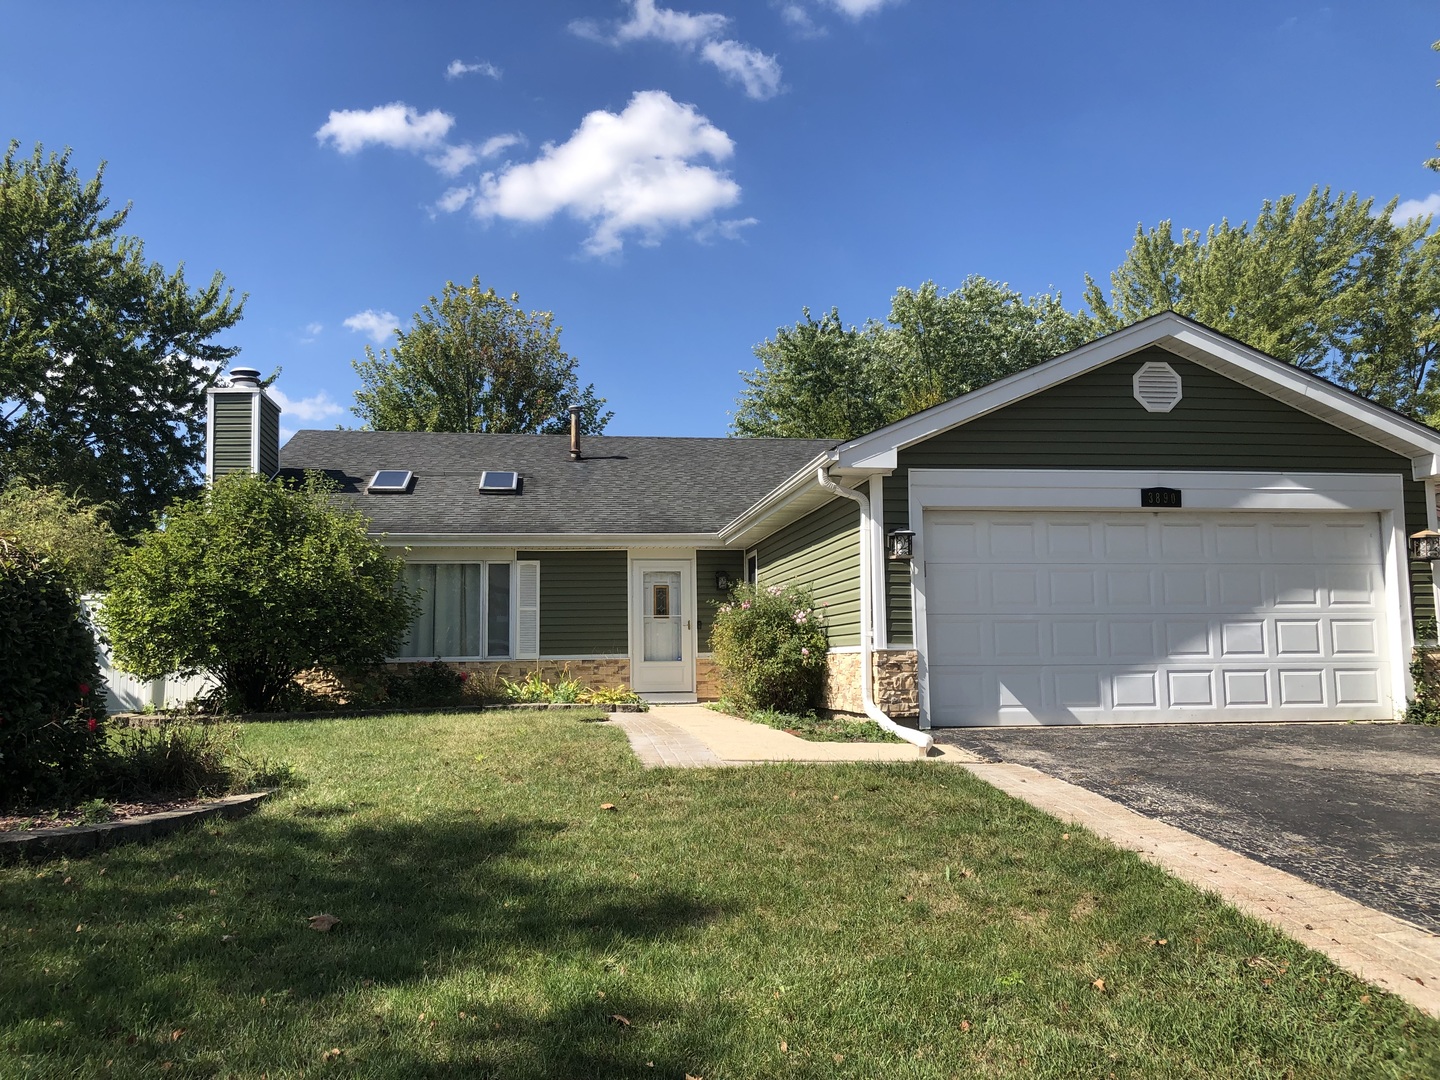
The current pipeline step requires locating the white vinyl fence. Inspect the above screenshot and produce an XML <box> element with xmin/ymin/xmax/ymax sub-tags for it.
<box><xmin>83</xmin><ymin>596</ymin><xmax>217</xmax><ymax>714</ymax></box>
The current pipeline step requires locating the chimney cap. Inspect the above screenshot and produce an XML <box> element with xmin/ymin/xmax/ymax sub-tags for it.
<box><xmin>228</xmin><ymin>367</ymin><xmax>262</xmax><ymax>386</ymax></box>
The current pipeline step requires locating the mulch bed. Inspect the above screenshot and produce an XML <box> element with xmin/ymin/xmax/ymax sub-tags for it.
<box><xmin>0</xmin><ymin>797</ymin><xmax>207</xmax><ymax>834</ymax></box>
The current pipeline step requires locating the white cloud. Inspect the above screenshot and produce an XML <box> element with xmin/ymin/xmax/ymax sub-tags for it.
<box><xmin>573</xmin><ymin>0</ymin><xmax>781</xmax><ymax>99</ymax></box>
<box><xmin>446</xmin><ymin>59</ymin><xmax>501</xmax><ymax>80</ymax></box>
<box><xmin>315</xmin><ymin>102</ymin><xmax>454</xmax><ymax>154</ymax></box>
<box><xmin>473</xmin><ymin>90</ymin><xmax>741</xmax><ymax>256</ymax></box>
<box><xmin>435</xmin><ymin>184</ymin><xmax>478</xmax><ymax>214</ymax></box>
<box><xmin>695</xmin><ymin>216</ymin><xmax>759</xmax><ymax>243</ymax></box>
<box><xmin>778</xmin><ymin>4</ymin><xmax>824</xmax><ymax>35</ymax></box>
<box><xmin>343</xmin><ymin>309</ymin><xmax>402</xmax><ymax>344</ymax></box>
<box><xmin>298</xmin><ymin>322</ymin><xmax>324</xmax><ymax>344</ymax></box>
<box><xmin>480</xmin><ymin>133</ymin><xmax>525</xmax><ymax>158</ymax></box>
<box><xmin>268</xmin><ymin>387</ymin><xmax>347</xmax><ymax>424</ymax></box>
<box><xmin>822</xmin><ymin>0</ymin><xmax>897</xmax><ymax>15</ymax></box>
<box><xmin>572</xmin><ymin>0</ymin><xmax>728</xmax><ymax>46</ymax></box>
<box><xmin>1392</xmin><ymin>193</ymin><xmax>1440</xmax><ymax>225</ymax></box>
<box><xmin>425</xmin><ymin>133</ymin><xmax>526</xmax><ymax>177</ymax></box>
<box><xmin>701</xmin><ymin>39</ymin><xmax>782</xmax><ymax>99</ymax></box>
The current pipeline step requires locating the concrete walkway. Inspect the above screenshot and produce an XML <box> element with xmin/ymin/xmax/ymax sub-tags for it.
<box><xmin>612</xmin><ymin>704</ymin><xmax>975</xmax><ymax>765</ymax></box>
<box><xmin>606</xmin><ymin>705</ymin><xmax>1440</xmax><ymax>1017</ymax></box>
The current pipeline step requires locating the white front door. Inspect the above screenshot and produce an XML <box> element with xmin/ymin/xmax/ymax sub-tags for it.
<box><xmin>923</xmin><ymin>510</ymin><xmax>1392</xmax><ymax>725</ymax></box>
<box><xmin>630</xmin><ymin>559</ymin><xmax>695</xmax><ymax>695</ymax></box>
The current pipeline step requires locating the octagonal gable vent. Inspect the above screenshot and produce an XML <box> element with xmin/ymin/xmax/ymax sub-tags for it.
<box><xmin>1133</xmin><ymin>361</ymin><xmax>1182</xmax><ymax>412</ymax></box>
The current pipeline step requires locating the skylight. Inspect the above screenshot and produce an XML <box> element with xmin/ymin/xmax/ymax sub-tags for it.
<box><xmin>368</xmin><ymin>470</ymin><xmax>413</xmax><ymax>494</ymax></box>
<box><xmin>478</xmin><ymin>470</ymin><xmax>520</xmax><ymax>493</ymax></box>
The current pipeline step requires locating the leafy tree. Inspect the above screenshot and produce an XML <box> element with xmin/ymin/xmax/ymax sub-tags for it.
<box><xmin>102</xmin><ymin>472</ymin><xmax>416</xmax><ymax>712</ymax></box>
<box><xmin>352</xmin><ymin>277</ymin><xmax>612</xmax><ymax>434</ymax></box>
<box><xmin>1428</xmin><ymin>39</ymin><xmax>1440</xmax><ymax>172</ymax></box>
<box><xmin>1082</xmin><ymin>188</ymin><xmax>1440</xmax><ymax>423</ymax></box>
<box><xmin>0</xmin><ymin>142</ymin><xmax>245</xmax><ymax>534</ymax></box>
<box><xmin>0</xmin><ymin>535</ymin><xmax>107</xmax><ymax>806</ymax></box>
<box><xmin>732</xmin><ymin>277</ymin><xmax>1091</xmax><ymax>439</ymax></box>
<box><xmin>731</xmin><ymin>307</ymin><xmax>890</xmax><ymax>439</ymax></box>
<box><xmin>0</xmin><ymin>479</ymin><xmax>117</xmax><ymax>594</ymax></box>
<box><xmin>884</xmin><ymin>277</ymin><xmax>1092</xmax><ymax>414</ymax></box>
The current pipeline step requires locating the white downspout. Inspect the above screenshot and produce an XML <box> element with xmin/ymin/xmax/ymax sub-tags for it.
<box><xmin>816</xmin><ymin>467</ymin><xmax>933</xmax><ymax>755</ymax></box>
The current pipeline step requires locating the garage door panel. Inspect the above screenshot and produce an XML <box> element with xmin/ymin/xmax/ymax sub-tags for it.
<box><xmin>924</xmin><ymin>511</ymin><xmax>1393</xmax><ymax>726</ymax></box>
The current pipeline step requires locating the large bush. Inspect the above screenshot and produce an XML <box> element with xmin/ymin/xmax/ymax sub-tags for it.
<box><xmin>102</xmin><ymin>472</ymin><xmax>417</xmax><ymax>712</ymax></box>
<box><xmin>710</xmin><ymin>582</ymin><xmax>829</xmax><ymax>714</ymax></box>
<box><xmin>0</xmin><ymin>535</ymin><xmax>107</xmax><ymax>804</ymax></box>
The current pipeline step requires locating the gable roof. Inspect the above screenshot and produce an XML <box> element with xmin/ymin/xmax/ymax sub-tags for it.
<box><xmin>833</xmin><ymin>312</ymin><xmax>1440</xmax><ymax>474</ymax></box>
<box><xmin>719</xmin><ymin>312</ymin><xmax>1440</xmax><ymax>546</ymax></box>
<box><xmin>278</xmin><ymin>430</ymin><xmax>835</xmax><ymax>540</ymax></box>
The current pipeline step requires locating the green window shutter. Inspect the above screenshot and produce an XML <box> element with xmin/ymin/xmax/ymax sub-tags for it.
<box><xmin>516</xmin><ymin>560</ymin><xmax>541</xmax><ymax>660</ymax></box>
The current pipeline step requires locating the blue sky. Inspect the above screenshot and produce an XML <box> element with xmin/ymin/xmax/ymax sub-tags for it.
<box><xmin>3</xmin><ymin>1</ymin><xmax>1437</xmax><ymax>441</ymax></box>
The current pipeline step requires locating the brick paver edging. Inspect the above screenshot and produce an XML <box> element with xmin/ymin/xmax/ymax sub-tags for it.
<box><xmin>963</xmin><ymin>762</ymin><xmax>1440</xmax><ymax>1018</ymax></box>
<box><xmin>0</xmin><ymin>791</ymin><xmax>272</xmax><ymax>864</ymax></box>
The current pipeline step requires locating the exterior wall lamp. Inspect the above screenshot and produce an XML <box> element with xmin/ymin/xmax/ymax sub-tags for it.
<box><xmin>1409</xmin><ymin>529</ymin><xmax>1440</xmax><ymax>562</ymax></box>
<box><xmin>886</xmin><ymin>529</ymin><xmax>915</xmax><ymax>562</ymax></box>
<box><xmin>715</xmin><ymin>569</ymin><xmax>735</xmax><ymax>592</ymax></box>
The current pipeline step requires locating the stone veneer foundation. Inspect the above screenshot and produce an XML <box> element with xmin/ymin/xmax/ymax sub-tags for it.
<box><xmin>696</xmin><ymin>655</ymin><xmax>723</xmax><ymax>701</ymax></box>
<box><xmin>821</xmin><ymin>649</ymin><xmax>919</xmax><ymax>721</ymax></box>
<box><xmin>420</xmin><ymin>658</ymin><xmax>631</xmax><ymax>687</ymax></box>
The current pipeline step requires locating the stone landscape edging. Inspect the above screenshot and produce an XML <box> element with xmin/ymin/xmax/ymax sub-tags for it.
<box><xmin>0</xmin><ymin>790</ymin><xmax>272</xmax><ymax>863</ymax></box>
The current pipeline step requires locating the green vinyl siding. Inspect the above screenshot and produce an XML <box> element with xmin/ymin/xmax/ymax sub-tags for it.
<box><xmin>516</xmin><ymin>549</ymin><xmax>628</xmax><ymax>656</ymax></box>
<box><xmin>882</xmin><ymin>347</ymin><xmax>1434</xmax><ymax>641</ymax></box>
<box><xmin>696</xmin><ymin>549</ymin><xmax>744</xmax><ymax>652</ymax></box>
<box><xmin>755</xmin><ymin>496</ymin><xmax>861</xmax><ymax>647</ymax></box>
<box><xmin>259</xmin><ymin>395</ymin><xmax>281</xmax><ymax>476</ymax></box>
<box><xmin>211</xmin><ymin>394</ymin><xmax>254</xmax><ymax>476</ymax></box>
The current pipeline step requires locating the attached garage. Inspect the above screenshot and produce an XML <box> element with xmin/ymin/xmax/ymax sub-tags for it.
<box><xmin>922</xmin><ymin>508</ymin><xmax>1393</xmax><ymax>725</ymax></box>
<box><xmin>746</xmin><ymin>313</ymin><xmax>1440</xmax><ymax>731</ymax></box>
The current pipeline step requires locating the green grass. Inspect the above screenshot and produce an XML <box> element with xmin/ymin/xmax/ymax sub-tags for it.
<box><xmin>1</xmin><ymin>710</ymin><xmax>1437</xmax><ymax>1078</ymax></box>
<box><xmin>712</xmin><ymin>701</ymin><xmax>905</xmax><ymax>743</ymax></box>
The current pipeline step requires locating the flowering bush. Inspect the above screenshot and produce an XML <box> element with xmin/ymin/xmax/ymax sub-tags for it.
<box><xmin>710</xmin><ymin>582</ymin><xmax>829</xmax><ymax>714</ymax></box>
<box><xmin>0</xmin><ymin>535</ymin><xmax>108</xmax><ymax>806</ymax></box>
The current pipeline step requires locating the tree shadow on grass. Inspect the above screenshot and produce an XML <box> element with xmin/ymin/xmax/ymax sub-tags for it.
<box><xmin>1</xmin><ymin>811</ymin><xmax>739</xmax><ymax>1076</ymax></box>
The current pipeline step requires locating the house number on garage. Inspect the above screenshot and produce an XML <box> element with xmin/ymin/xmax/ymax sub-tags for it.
<box><xmin>1140</xmin><ymin>487</ymin><xmax>1182</xmax><ymax>508</ymax></box>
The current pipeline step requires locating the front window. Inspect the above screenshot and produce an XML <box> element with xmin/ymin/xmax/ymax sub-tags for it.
<box><xmin>398</xmin><ymin>562</ymin><xmax>512</xmax><ymax>659</ymax></box>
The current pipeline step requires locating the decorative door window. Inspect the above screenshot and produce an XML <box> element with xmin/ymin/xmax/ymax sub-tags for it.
<box><xmin>643</xmin><ymin>570</ymin><xmax>682</xmax><ymax>662</ymax></box>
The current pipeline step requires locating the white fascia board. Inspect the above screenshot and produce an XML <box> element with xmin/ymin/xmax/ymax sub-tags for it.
<box><xmin>831</xmin><ymin>311</ymin><xmax>1440</xmax><ymax>477</ymax></box>
<box><xmin>376</xmin><ymin>532</ymin><xmax>721</xmax><ymax>549</ymax></box>
<box><xmin>715</xmin><ymin>450</ymin><xmax>836</xmax><ymax>543</ymax></box>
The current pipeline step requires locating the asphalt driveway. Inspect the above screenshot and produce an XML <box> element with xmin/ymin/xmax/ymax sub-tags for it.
<box><xmin>932</xmin><ymin>722</ymin><xmax>1440</xmax><ymax>931</ymax></box>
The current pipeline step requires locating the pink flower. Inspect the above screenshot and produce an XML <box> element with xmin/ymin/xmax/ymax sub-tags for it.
<box><xmin>86</xmin><ymin>718</ymin><xmax>97</xmax><ymax>732</ymax></box>
<box><xmin>801</xmin><ymin>647</ymin><xmax>810</xmax><ymax>657</ymax></box>
<box><xmin>78</xmin><ymin>683</ymin><xmax>91</xmax><ymax>696</ymax></box>
<box><xmin>741</xmin><ymin>601</ymin><xmax>751</xmax><ymax>610</ymax></box>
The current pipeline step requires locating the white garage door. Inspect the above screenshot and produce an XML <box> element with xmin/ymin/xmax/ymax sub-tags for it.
<box><xmin>923</xmin><ymin>511</ymin><xmax>1393</xmax><ymax>726</ymax></box>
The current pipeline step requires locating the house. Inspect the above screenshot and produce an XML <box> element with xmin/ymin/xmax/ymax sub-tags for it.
<box><xmin>207</xmin><ymin>312</ymin><xmax>1440</xmax><ymax>730</ymax></box>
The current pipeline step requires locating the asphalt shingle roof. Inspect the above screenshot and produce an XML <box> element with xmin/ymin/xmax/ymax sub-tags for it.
<box><xmin>278</xmin><ymin>430</ymin><xmax>837</xmax><ymax>536</ymax></box>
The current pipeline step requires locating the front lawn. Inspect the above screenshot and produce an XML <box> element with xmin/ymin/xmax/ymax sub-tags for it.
<box><xmin>1</xmin><ymin>710</ymin><xmax>1436</xmax><ymax>1078</ymax></box>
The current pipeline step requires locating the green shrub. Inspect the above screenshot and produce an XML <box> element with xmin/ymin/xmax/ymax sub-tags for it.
<box><xmin>1406</xmin><ymin>648</ymin><xmax>1440</xmax><ymax>725</ymax></box>
<box><xmin>709</xmin><ymin>582</ymin><xmax>829</xmax><ymax>714</ymax></box>
<box><xmin>580</xmin><ymin>684</ymin><xmax>644</xmax><ymax>706</ymax></box>
<box><xmin>102</xmin><ymin>472</ymin><xmax>417</xmax><ymax>713</ymax></box>
<box><xmin>375</xmin><ymin>661</ymin><xmax>475</xmax><ymax>708</ymax></box>
<box><xmin>103</xmin><ymin>721</ymin><xmax>297</xmax><ymax>799</ymax></box>
<box><xmin>0</xmin><ymin>535</ymin><xmax>108</xmax><ymax>806</ymax></box>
